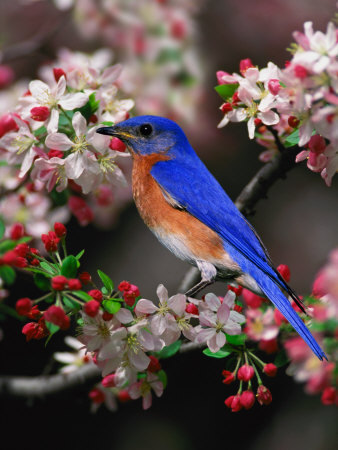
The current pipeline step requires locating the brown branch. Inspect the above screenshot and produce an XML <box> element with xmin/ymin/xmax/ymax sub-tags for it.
<box><xmin>0</xmin><ymin>144</ymin><xmax>300</xmax><ymax>398</ymax></box>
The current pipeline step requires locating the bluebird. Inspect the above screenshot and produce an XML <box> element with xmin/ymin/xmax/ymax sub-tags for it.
<box><xmin>97</xmin><ymin>115</ymin><xmax>326</xmax><ymax>360</ymax></box>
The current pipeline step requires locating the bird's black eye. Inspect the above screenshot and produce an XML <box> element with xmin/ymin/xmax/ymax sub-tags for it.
<box><xmin>139</xmin><ymin>123</ymin><xmax>153</xmax><ymax>137</ymax></box>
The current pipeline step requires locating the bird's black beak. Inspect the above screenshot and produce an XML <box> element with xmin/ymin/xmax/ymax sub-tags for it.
<box><xmin>96</xmin><ymin>126</ymin><xmax>134</xmax><ymax>142</ymax></box>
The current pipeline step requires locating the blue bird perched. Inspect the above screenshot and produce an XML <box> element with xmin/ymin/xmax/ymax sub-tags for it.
<box><xmin>97</xmin><ymin>115</ymin><xmax>326</xmax><ymax>360</ymax></box>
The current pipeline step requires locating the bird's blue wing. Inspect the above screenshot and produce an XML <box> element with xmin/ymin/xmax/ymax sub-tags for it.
<box><xmin>151</xmin><ymin>156</ymin><xmax>326</xmax><ymax>360</ymax></box>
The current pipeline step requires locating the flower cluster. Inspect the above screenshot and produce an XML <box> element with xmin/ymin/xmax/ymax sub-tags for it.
<box><xmin>49</xmin><ymin>0</ymin><xmax>204</xmax><ymax>122</ymax></box>
<box><xmin>216</xmin><ymin>21</ymin><xmax>338</xmax><ymax>185</ymax></box>
<box><xmin>0</xmin><ymin>49</ymin><xmax>133</xmax><ymax>230</ymax></box>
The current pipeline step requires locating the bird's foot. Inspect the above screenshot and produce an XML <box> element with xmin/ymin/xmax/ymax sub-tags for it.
<box><xmin>185</xmin><ymin>260</ymin><xmax>217</xmax><ymax>298</ymax></box>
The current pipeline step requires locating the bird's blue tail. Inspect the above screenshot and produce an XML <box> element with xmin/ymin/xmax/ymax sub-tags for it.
<box><xmin>256</xmin><ymin>271</ymin><xmax>327</xmax><ymax>360</ymax></box>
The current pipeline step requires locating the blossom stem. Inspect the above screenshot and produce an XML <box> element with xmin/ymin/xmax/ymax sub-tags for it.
<box><xmin>33</xmin><ymin>292</ymin><xmax>54</xmax><ymax>304</ymax></box>
<box><xmin>63</xmin><ymin>293</ymin><xmax>84</xmax><ymax>305</ymax></box>
<box><xmin>248</xmin><ymin>351</ymin><xmax>265</xmax><ymax>368</ymax></box>
<box><xmin>247</xmin><ymin>354</ymin><xmax>263</xmax><ymax>385</ymax></box>
<box><xmin>55</xmin><ymin>251</ymin><xmax>62</xmax><ymax>265</ymax></box>
<box><xmin>59</xmin><ymin>106</ymin><xmax>74</xmax><ymax>131</ymax></box>
<box><xmin>61</xmin><ymin>239</ymin><xmax>67</xmax><ymax>258</ymax></box>
<box><xmin>238</xmin><ymin>379</ymin><xmax>243</xmax><ymax>395</ymax></box>
<box><xmin>233</xmin><ymin>354</ymin><xmax>242</xmax><ymax>377</ymax></box>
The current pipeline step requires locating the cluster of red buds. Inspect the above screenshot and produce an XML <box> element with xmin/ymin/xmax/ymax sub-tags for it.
<box><xmin>223</xmin><ymin>351</ymin><xmax>277</xmax><ymax>412</ymax></box>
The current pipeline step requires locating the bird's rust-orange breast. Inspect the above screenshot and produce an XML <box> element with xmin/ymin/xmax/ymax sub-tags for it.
<box><xmin>132</xmin><ymin>152</ymin><xmax>227</xmax><ymax>262</ymax></box>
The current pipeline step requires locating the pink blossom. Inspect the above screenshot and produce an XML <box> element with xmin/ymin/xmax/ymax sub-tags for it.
<box><xmin>128</xmin><ymin>372</ymin><xmax>163</xmax><ymax>410</ymax></box>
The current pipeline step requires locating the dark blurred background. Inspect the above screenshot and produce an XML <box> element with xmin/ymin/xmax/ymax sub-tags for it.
<box><xmin>0</xmin><ymin>1</ymin><xmax>337</xmax><ymax>449</ymax></box>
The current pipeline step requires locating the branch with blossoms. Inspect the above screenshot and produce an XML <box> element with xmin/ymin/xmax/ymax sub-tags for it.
<box><xmin>0</xmin><ymin>17</ymin><xmax>337</xmax><ymax>413</ymax></box>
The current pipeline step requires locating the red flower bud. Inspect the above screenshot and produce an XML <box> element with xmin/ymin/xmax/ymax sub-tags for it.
<box><xmin>222</xmin><ymin>370</ymin><xmax>235</xmax><ymax>384</ymax></box>
<box><xmin>68</xmin><ymin>196</ymin><xmax>94</xmax><ymax>226</ymax></box>
<box><xmin>221</xmin><ymin>102</ymin><xmax>233</xmax><ymax>113</ymax></box>
<box><xmin>15</xmin><ymin>243</ymin><xmax>29</xmax><ymax>257</ymax></box>
<box><xmin>44</xmin><ymin>305</ymin><xmax>70</xmax><ymax>330</ymax></box>
<box><xmin>89</xmin><ymin>388</ymin><xmax>105</xmax><ymax>404</ymax></box>
<box><xmin>79</xmin><ymin>271</ymin><xmax>92</xmax><ymax>284</ymax></box>
<box><xmin>242</xmin><ymin>289</ymin><xmax>265</xmax><ymax>308</ymax></box>
<box><xmin>0</xmin><ymin>64</ymin><xmax>14</xmax><ymax>88</ymax></box>
<box><xmin>288</xmin><ymin>116</ymin><xmax>300</xmax><ymax>128</ymax></box>
<box><xmin>277</xmin><ymin>264</ymin><xmax>291</xmax><ymax>282</ymax></box>
<box><xmin>123</xmin><ymin>284</ymin><xmax>140</xmax><ymax>307</ymax></box>
<box><xmin>118</xmin><ymin>281</ymin><xmax>131</xmax><ymax>292</ymax></box>
<box><xmin>41</xmin><ymin>231</ymin><xmax>60</xmax><ymax>252</ymax></box>
<box><xmin>263</xmin><ymin>363</ymin><xmax>278</xmax><ymax>377</ymax></box>
<box><xmin>68</xmin><ymin>279</ymin><xmax>82</xmax><ymax>291</ymax></box>
<box><xmin>48</xmin><ymin>149</ymin><xmax>64</xmax><ymax>159</ymax></box>
<box><xmin>88</xmin><ymin>289</ymin><xmax>103</xmax><ymax>302</ymax></box>
<box><xmin>224</xmin><ymin>394</ymin><xmax>242</xmax><ymax>412</ymax></box>
<box><xmin>30</xmin><ymin>106</ymin><xmax>50</xmax><ymax>121</ymax></box>
<box><xmin>3</xmin><ymin>250</ymin><xmax>27</xmax><ymax>267</ymax></box>
<box><xmin>16</xmin><ymin>297</ymin><xmax>32</xmax><ymax>316</ymax></box>
<box><xmin>102</xmin><ymin>374</ymin><xmax>116</xmax><ymax>388</ymax></box>
<box><xmin>185</xmin><ymin>303</ymin><xmax>199</xmax><ymax>315</ymax></box>
<box><xmin>10</xmin><ymin>223</ymin><xmax>25</xmax><ymax>240</ymax></box>
<box><xmin>254</xmin><ymin>118</ymin><xmax>262</xmax><ymax>126</ymax></box>
<box><xmin>84</xmin><ymin>300</ymin><xmax>100</xmax><ymax>317</ymax></box>
<box><xmin>102</xmin><ymin>311</ymin><xmax>114</xmax><ymax>321</ymax></box>
<box><xmin>237</xmin><ymin>364</ymin><xmax>255</xmax><ymax>382</ymax></box>
<box><xmin>227</xmin><ymin>284</ymin><xmax>243</xmax><ymax>296</ymax></box>
<box><xmin>22</xmin><ymin>318</ymin><xmax>48</xmax><ymax>341</ymax></box>
<box><xmin>148</xmin><ymin>355</ymin><xmax>162</xmax><ymax>373</ymax></box>
<box><xmin>259</xmin><ymin>338</ymin><xmax>278</xmax><ymax>354</ymax></box>
<box><xmin>240</xmin><ymin>390</ymin><xmax>255</xmax><ymax>409</ymax></box>
<box><xmin>0</xmin><ymin>113</ymin><xmax>18</xmax><ymax>137</ymax></box>
<box><xmin>54</xmin><ymin>222</ymin><xmax>67</xmax><ymax>238</ymax></box>
<box><xmin>321</xmin><ymin>387</ymin><xmax>337</xmax><ymax>405</ymax></box>
<box><xmin>53</xmin><ymin>67</ymin><xmax>66</xmax><ymax>82</ymax></box>
<box><xmin>109</xmin><ymin>137</ymin><xmax>126</xmax><ymax>152</ymax></box>
<box><xmin>257</xmin><ymin>385</ymin><xmax>272</xmax><ymax>405</ymax></box>
<box><xmin>234</xmin><ymin>304</ymin><xmax>243</xmax><ymax>313</ymax></box>
<box><xmin>51</xmin><ymin>275</ymin><xmax>68</xmax><ymax>291</ymax></box>
<box><xmin>117</xmin><ymin>390</ymin><xmax>131</xmax><ymax>403</ymax></box>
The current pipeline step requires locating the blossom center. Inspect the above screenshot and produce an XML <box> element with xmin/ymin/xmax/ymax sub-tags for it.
<box><xmin>72</xmin><ymin>135</ymin><xmax>88</xmax><ymax>153</ymax></box>
<box><xmin>14</xmin><ymin>135</ymin><xmax>35</xmax><ymax>154</ymax></box>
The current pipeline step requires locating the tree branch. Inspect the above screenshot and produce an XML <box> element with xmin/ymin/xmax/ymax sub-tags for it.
<box><xmin>0</xmin><ymin>144</ymin><xmax>300</xmax><ymax>399</ymax></box>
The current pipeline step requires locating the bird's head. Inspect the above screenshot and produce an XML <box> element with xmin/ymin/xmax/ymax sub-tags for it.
<box><xmin>96</xmin><ymin>115</ymin><xmax>190</xmax><ymax>157</ymax></box>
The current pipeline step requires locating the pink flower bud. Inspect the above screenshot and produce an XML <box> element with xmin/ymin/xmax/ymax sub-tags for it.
<box><xmin>30</xmin><ymin>106</ymin><xmax>50</xmax><ymax>121</ymax></box>
<box><xmin>102</xmin><ymin>374</ymin><xmax>116</xmax><ymax>388</ymax></box>
<box><xmin>274</xmin><ymin>308</ymin><xmax>287</xmax><ymax>326</ymax></box>
<box><xmin>44</xmin><ymin>305</ymin><xmax>70</xmax><ymax>330</ymax></box>
<box><xmin>109</xmin><ymin>137</ymin><xmax>126</xmax><ymax>152</ymax></box>
<box><xmin>0</xmin><ymin>65</ymin><xmax>14</xmax><ymax>88</ymax></box>
<box><xmin>268</xmin><ymin>79</ymin><xmax>281</xmax><ymax>95</ymax></box>
<box><xmin>68</xmin><ymin>279</ymin><xmax>82</xmax><ymax>291</ymax></box>
<box><xmin>242</xmin><ymin>289</ymin><xmax>265</xmax><ymax>308</ymax></box>
<box><xmin>51</xmin><ymin>275</ymin><xmax>68</xmax><ymax>291</ymax></box>
<box><xmin>224</xmin><ymin>394</ymin><xmax>242</xmax><ymax>412</ymax></box>
<box><xmin>240</xmin><ymin>390</ymin><xmax>255</xmax><ymax>409</ymax></box>
<box><xmin>263</xmin><ymin>363</ymin><xmax>277</xmax><ymax>377</ymax></box>
<box><xmin>89</xmin><ymin>388</ymin><xmax>105</xmax><ymax>404</ymax></box>
<box><xmin>277</xmin><ymin>264</ymin><xmax>291</xmax><ymax>282</ymax></box>
<box><xmin>257</xmin><ymin>385</ymin><xmax>272</xmax><ymax>405</ymax></box>
<box><xmin>221</xmin><ymin>103</ymin><xmax>233</xmax><ymax>113</ymax></box>
<box><xmin>84</xmin><ymin>300</ymin><xmax>100</xmax><ymax>317</ymax></box>
<box><xmin>170</xmin><ymin>18</ymin><xmax>186</xmax><ymax>39</ymax></box>
<box><xmin>237</xmin><ymin>364</ymin><xmax>255</xmax><ymax>382</ymax></box>
<box><xmin>312</xmin><ymin>272</ymin><xmax>327</xmax><ymax>298</ymax></box>
<box><xmin>16</xmin><ymin>298</ymin><xmax>32</xmax><ymax>316</ymax></box>
<box><xmin>68</xmin><ymin>196</ymin><xmax>94</xmax><ymax>226</ymax></box>
<box><xmin>294</xmin><ymin>65</ymin><xmax>308</xmax><ymax>79</ymax></box>
<box><xmin>0</xmin><ymin>113</ymin><xmax>18</xmax><ymax>137</ymax></box>
<box><xmin>308</xmin><ymin>134</ymin><xmax>326</xmax><ymax>154</ymax></box>
<box><xmin>54</xmin><ymin>222</ymin><xmax>67</xmax><ymax>238</ymax></box>
<box><xmin>239</xmin><ymin>58</ymin><xmax>254</xmax><ymax>75</ymax></box>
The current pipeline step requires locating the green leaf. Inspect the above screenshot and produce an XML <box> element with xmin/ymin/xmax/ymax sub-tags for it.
<box><xmin>17</xmin><ymin>236</ymin><xmax>32</xmax><ymax>244</ymax></box>
<box><xmin>40</xmin><ymin>261</ymin><xmax>57</xmax><ymax>275</ymax></box>
<box><xmin>34</xmin><ymin>273</ymin><xmax>51</xmax><ymax>291</ymax></box>
<box><xmin>77</xmin><ymin>93</ymin><xmax>99</xmax><ymax>120</ymax></box>
<box><xmin>97</xmin><ymin>269</ymin><xmax>114</xmax><ymax>294</ymax></box>
<box><xmin>157</xmin><ymin>369</ymin><xmax>168</xmax><ymax>389</ymax></box>
<box><xmin>0</xmin><ymin>265</ymin><xmax>16</xmax><ymax>285</ymax></box>
<box><xmin>33</xmin><ymin>125</ymin><xmax>47</xmax><ymax>137</ymax></box>
<box><xmin>0</xmin><ymin>160</ymin><xmax>8</xmax><ymax>167</ymax></box>
<box><xmin>0</xmin><ymin>239</ymin><xmax>16</xmax><ymax>254</ymax></box>
<box><xmin>72</xmin><ymin>290</ymin><xmax>93</xmax><ymax>302</ymax></box>
<box><xmin>45</xmin><ymin>320</ymin><xmax>59</xmax><ymax>335</ymax></box>
<box><xmin>58</xmin><ymin>110</ymin><xmax>74</xmax><ymax>127</ymax></box>
<box><xmin>101</xmin><ymin>121</ymin><xmax>114</xmax><ymax>126</ymax></box>
<box><xmin>63</xmin><ymin>296</ymin><xmax>81</xmax><ymax>311</ymax></box>
<box><xmin>61</xmin><ymin>255</ymin><xmax>78</xmax><ymax>278</ymax></box>
<box><xmin>157</xmin><ymin>48</ymin><xmax>181</xmax><ymax>64</ymax></box>
<box><xmin>101</xmin><ymin>286</ymin><xmax>108</xmax><ymax>296</ymax></box>
<box><xmin>274</xmin><ymin>349</ymin><xmax>289</xmax><ymax>367</ymax></box>
<box><xmin>155</xmin><ymin>340</ymin><xmax>181</xmax><ymax>359</ymax></box>
<box><xmin>102</xmin><ymin>300</ymin><xmax>121</xmax><ymax>314</ymax></box>
<box><xmin>311</xmin><ymin>318</ymin><xmax>338</xmax><ymax>333</ymax></box>
<box><xmin>75</xmin><ymin>249</ymin><xmax>85</xmax><ymax>260</ymax></box>
<box><xmin>203</xmin><ymin>347</ymin><xmax>232</xmax><ymax>359</ymax></box>
<box><xmin>215</xmin><ymin>83</ymin><xmax>239</xmax><ymax>101</ymax></box>
<box><xmin>225</xmin><ymin>333</ymin><xmax>246</xmax><ymax>346</ymax></box>
<box><xmin>284</xmin><ymin>129</ymin><xmax>299</xmax><ymax>148</ymax></box>
<box><xmin>0</xmin><ymin>217</ymin><xmax>5</xmax><ymax>239</ymax></box>
<box><xmin>50</xmin><ymin>188</ymin><xmax>69</xmax><ymax>206</ymax></box>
